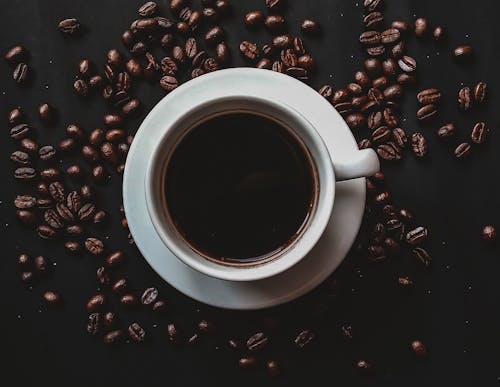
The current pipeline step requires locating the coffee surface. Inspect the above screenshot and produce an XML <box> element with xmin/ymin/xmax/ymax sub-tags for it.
<box><xmin>164</xmin><ymin>113</ymin><xmax>315</xmax><ymax>263</ymax></box>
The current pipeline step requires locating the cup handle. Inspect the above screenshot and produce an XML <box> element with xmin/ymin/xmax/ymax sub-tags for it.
<box><xmin>333</xmin><ymin>148</ymin><xmax>380</xmax><ymax>181</ymax></box>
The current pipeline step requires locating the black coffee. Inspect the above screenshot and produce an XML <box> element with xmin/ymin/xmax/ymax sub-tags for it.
<box><xmin>164</xmin><ymin>113</ymin><xmax>316</xmax><ymax>264</ymax></box>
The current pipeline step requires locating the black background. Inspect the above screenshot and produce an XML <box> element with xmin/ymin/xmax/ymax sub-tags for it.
<box><xmin>1</xmin><ymin>0</ymin><xmax>500</xmax><ymax>386</ymax></box>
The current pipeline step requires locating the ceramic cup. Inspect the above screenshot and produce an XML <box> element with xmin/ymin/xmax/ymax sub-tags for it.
<box><xmin>145</xmin><ymin>94</ymin><xmax>379</xmax><ymax>282</ymax></box>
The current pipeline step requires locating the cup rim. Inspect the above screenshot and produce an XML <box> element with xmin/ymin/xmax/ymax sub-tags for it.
<box><xmin>145</xmin><ymin>94</ymin><xmax>336</xmax><ymax>282</ymax></box>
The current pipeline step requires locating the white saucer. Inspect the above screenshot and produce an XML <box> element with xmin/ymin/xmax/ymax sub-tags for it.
<box><xmin>123</xmin><ymin>68</ymin><xmax>366</xmax><ymax>310</ymax></box>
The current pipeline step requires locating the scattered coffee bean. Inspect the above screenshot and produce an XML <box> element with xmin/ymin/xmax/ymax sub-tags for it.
<box><xmin>411</xmin><ymin>133</ymin><xmax>428</xmax><ymax>158</ymax></box>
<box><xmin>265</xmin><ymin>15</ymin><xmax>286</xmax><ymax>32</ymax></box>
<box><xmin>471</xmin><ymin>122</ymin><xmax>488</xmax><ymax>144</ymax></box>
<box><xmin>11</xmin><ymin>151</ymin><xmax>30</xmax><ymax>166</ymax></box>
<box><xmin>417</xmin><ymin>88</ymin><xmax>441</xmax><ymax>105</ymax></box>
<box><xmin>104</xmin><ymin>330</ymin><xmax>124</xmax><ymax>345</ymax></box>
<box><xmin>411</xmin><ymin>340</ymin><xmax>428</xmax><ymax>358</ymax></box>
<box><xmin>412</xmin><ymin>247</ymin><xmax>431</xmax><ymax>267</ymax></box>
<box><xmin>417</xmin><ymin>104</ymin><xmax>438</xmax><ymax>121</ymax></box>
<box><xmin>16</xmin><ymin>209</ymin><xmax>37</xmax><ymax>225</ymax></box>
<box><xmin>87</xmin><ymin>313</ymin><xmax>101</xmax><ymax>336</ymax></box>
<box><xmin>112</xmin><ymin>278</ymin><xmax>128</xmax><ymax>294</ymax></box>
<box><xmin>43</xmin><ymin>290</ymin><xmax>62</xmax><ymax>306</ymax></box>
<box><xmin>301</xmin><ymin>19</ymin><xmax>320</xmax><ymax>34</ymax></box>
<box><xmin>482</xmin><ymin>225</ymin><xmax>496</xmax><ymax>243</ymax></box>
<box><xmin>433</xmin><ymin>26</ymin><xmax>445</xmax><ymax>41</ymax></box>
<box><xmin>398</xmin><ymin>276</ymin><xmax>414</xmax><ymax>287</ymax></box>
<box><xmin>129</xmin><ymin>323</ymin><xmax>146</xmax><ymax>342</ymax></box>
<box><xmin>141</xmin><ymin>287</ymin><xmax>159</xmax><ymax>305</ymax></box>
<box><xmin>247</xmin><ymin>332</ymin><xmax>269</xmax><ymax>352</ymax></box>
<box><xmin>454</xmin><ymin>45</ymin><xmax>473</xmax><ymax>60</ymax></box>
<box><xmin>377</xmin><ymin>142</ymin><xmax>401</xmax><ymax>161</ymax></box>
<box><xmin>398</xmin><ymin>55</ymin><xmax>416</xmax><ymax>72</ymax></box>
<box><xmin>458</xmin><ymin>86</ymin><xmax>472</xmax><ymax>111</ymax></box>
<box><xmin>5</xmin><ymin>45</ymin><xmax>27</xmax><ymax>64</ymax></box>
<box><xmin>87</xmin><ymin>294</ymin><xmax>106</xmax><ymax>312</ymax></box>
<box><xmin>356</xmin><ymin>360</ymin><xmax>373</xmax><ymax>371</ymax></box>
<box><xmin>473</xmin><ymin>82</ymin><xmax>487</xmax><ymax>103</ymax></box>
<box><xmin>294</xmin><ymin>329</ymin><xmax>315</xmax><ymax>348</ymax></box>
<box><xmin>240</xmin><ymin>41</ymin><xmax>259</xmax><ymax>60</ymax></box>
<box><xmin>120</xmin><ymin>293</ymin><xmax>138</xmax><ymax>307</ymax></box>
<box><xmin>106</xmin><ymin>250</ymin><xmax>125</xmax><ymax>268</ymax></box>
<box><xmin>167</xmin><ymin>323</ymin><xmax>181</xmax><ymax>343</ymax></box>
<box><xmin>152</xmin><ymin>300</ymin><xmax>167</xmax><ymax>313</ymax></box>
<box><xmin>406</xmin><ymin>226</ymin><xmax>428</xmax><ymax>245</ymax></box>
<box><xmin>13</xmin><ymin>63</ymin><xmax>29</xmax><ymax>84</ymax></box>
<box><xmin>15</xmin><ymin>167</ymin><xmax>37</xmax><ymax>181</ymax></box>
<box><xmin>414</xmin><ymin>18</ymin><xmax>428</xmax><ymax>38</ymax></box>
<box><xmin>239</xmin><ymin>357</ymin><xmax>257</xmax><ymax>369</ymax></box>
<box><xmin>85</xmin><ymin>237</ymin><xmax>104</xmax><ymax>255</ymax></box>
<box><xmin>10</xmin><ymin>123</ymin><xmax>30</xmax><ymax>140</ymax></box>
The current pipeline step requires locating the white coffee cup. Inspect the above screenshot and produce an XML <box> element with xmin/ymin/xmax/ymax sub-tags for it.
<box><xmin>145</xmin><ymin>87</ymin><xmax>379</xmax><ymax>282</ymax></box>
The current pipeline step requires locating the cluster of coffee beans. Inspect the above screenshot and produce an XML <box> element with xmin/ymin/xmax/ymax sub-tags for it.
<box><xmin>5</xmin><ymin>45</ymin><xmax>31</xmax><ymax>84</ymax></box>
<box><xmin>241</xmin><ymin>2</ymin><xmax>319</xmax><ymax>80</ymax></box>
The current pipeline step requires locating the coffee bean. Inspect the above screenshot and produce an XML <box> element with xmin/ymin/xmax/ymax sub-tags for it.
<box><xmin>239</xmin><ymin>357</ymin><xmax>257</xmax><ymax>369</ymax></box>
<box><xmin>10</xmin><ymin>123</ymin><xmax>30</xmax><ymax>140</ymax></box>
<box><xmin>368</xmin><ymin>245</ymin><xmax>387</xmax><ymax>261</ymax></box>
<box><xmin>433</xmin><ymin>26</ymin><xmax>446</xmax><ymax>41</ymax></box>
<box><xmin>104</xmin><ymin>330</ymin><xmax>124</xmax><ymax>345</ymax></box>
<box><xmin>377</xmin><ymin>142</ymin><xmax>401</xmax><ymax>161</ymax></box>
<box><xmin>354</xmin><ymin>71</ymin><xmax>371</xmax><ymax>89</ymax></box>
<box><xmin>14</xmin><ymin>195</ymin><xmax>36</xmax><ymax>210</ymax></box>
<box><xmin>152</xmin><ymin>300</ymin><xmax>167</xmax><ymax>313</ymax></box>
<box><xmin>15</xmin><ymin>167</ymin><xmax>36</xmax><ymax>181</ymax></box>
<box><xmin>398</xmin><ymin>56</ymin><xmax>416</xmax><ymax>72</ymax></box>
<box><xmin>244</xmin><ymin>10</ymin><xmax>263</xmax><ymax>27</ymax></box>
<box><xmin>120</xmin><ymin>294</ymin><xmax>138</xmax><ymax>308</ymax></box>
<box><xmin>247</xmin><ymin>332</ymin><xmax>269</xmax><ymax>351</ymax></box>
<box><xmin>204</xmin><ymin>26</ymin><xmax>224</xmax><ymax>46</ymax></box>
<box><xmin>381</xmin><ymin>28</ymin><xmax>400</xmax><ymax>44</ymax></box>
<box><xmin>85</xmin><ymin>237</ymin><xmax>104</xmax><ymax>255</ymax></box>
<box><xmin>265</xmin><ymin>15</ymin><xmax>286</xmax><ymax>32</ymax></box>
<box><xmin>106</xmin><ymin>250</ymin><xmax>126</xmax><ymax>268</ymax></box>
<box><xmin>352</xmin><ymin>95</ymin><xmax>368</xmax><ymax>109</ymax></box>
<box><xmin>43</xmin><ymin>290</ymin><xmax>62</xmax><ymax>306</ymax></box>
<box><xmin>34</xmin><ymin>255</ymin><xmax>50</xmax><ymax>274</ymax></box>
<box><xmin>356</xmin><ymin>360</ymin><xmax>373</xmax><ymax>372</ymax></box>
<box><xmin>167</xmin><ymin>323</ymin><xmax>181</xmax><ymax>343</ymax></box>
<box><xmin>141</xmin><ymin>287</ymin><xmax>159</xmax><ymax>305</ymax></box>
<box><xmin>358</xmin><ymin>139</ymin><xmax>372</xmax><ymax>149</ymax></box>
<box><xmin>412</xmin><ymin>247</ymin><xmax>431</xmax><ymax>267</ymax></box>
<box><xmin>405</xmin><ymin>226</ymin><xmax>428</xmax><ymax>245</ymax></box>
<box><xmin>44</xmin><ymin>209</ymin><xmax>64</xmax><ymax>229</ymax></box>
<box><xmin>367</xmin><ymin>111</ymin><xmax>382</xmax><ymax>130</ymax></box>
<box><xmin>417</xmin><ymin>104</ymin><xmax>438</xmax><ymax>121</ymax></box>
<box><xmin>160</xmin><ymin>75</ymin><xmax>178</xmax><ymax>91</ymax></box>
<box><xmin>80</xmin><ymin>185</ymin><xmax>95</xmax><ymax>201</ymax></box>
<box><xmin>101</xmin><ymin>312</ymin><xmax>118</xmax><ymax>331</ymax></box>
<box><xmin>198</xmin><ymin>319</ymin><xmax>214</xmax><ymax>334</ymax></box>
<box><xmin>65</xmin><ymin>124</ymin><xmax>85</xmax><ymax>141</ymax></box>
<box><xmin>92</xmin><ymin>165</ymin><xmax>108</xmax><ymax>184</ymax></box>
<box><xmin>65</xmin><ymin>241</ymin><xmax>81</xmax><ymax>255</ymax></box>
<box><xmin>359</xmin><ymin>31</ymin><xmax>381</xmax><ymax>46</ymax></box>
<box><xmin>471</xmin><ymin>122</ymin><xmax>488</xmax><ymax>144</ymax></box>
<box><xmin>66</xmin><ymin>225</ymin><xmax>84</xmax><ymax>240</ymax></box>
<box><xmin>364</xmin><ymin>58</ymin><xmax>382</xmax><ymax>78</ymax></box>
<box><xmin>381</xmin><ymin>58</ymin><xmax>397</xmax><ymax>78</ymax></box>
<box><xmin>122</xmin><ymin>98</ymin><xmax>141</xmax><ymax>116</ymax></box>
<box><xmin>411</xmin><ymin>133</ymin><xmax>427</xmax><ymax>158</ymax></box>
<box><xmin>240</xmin><ymin>41</ymin><xmax>259</xmax><ymax>60</ymax></box>
<box><xmin>89</xmin><ymin>129</ymin><xmax>105</xmax><ymax>146</ymax></box>
<box><xmin>87</xmin><ymin>294</ymin><xmax>106</xmax><ymax>312</ymax></box>
<box><xmin>398</xmin><ymin>276</ymin><xmax>414</xmax><ymax>288</ymax></box>
<box><xmin>473</xmin><ymin>82</ymin><xmax>487</xmax><ymax>103</ymax></box>
<box><xmin>82</xmin><ymin>145</ymin><xmax>100</xmax><ymax>163</ymax></box>
<box><xmin>89</xmin><ymin>75</ymin><xmax>104</xmax><ymax>90</ymax></box>
<box><xmin>16</xmin><ymin>209</ymin><xmax>37</xmax><ymax>225</ymax></box>
<box><xmin>202</xmin><ymin>7</ymin><xmax>218</xmax><ymax>23</ymax></box>
<box><xmin>116</xmin><ymin>71</ymin><xmax>131</xmax><ymax>92</ymax></box>
<box><xmin>40</xmin><ymin>167</ymin><xmax>62</xmax><ymax>181</ymax></box>
<box><xmin>332</xmin><ymin>88</ymin><xmax>350</xmax><ymax>104</ymax></box>
<box><xmin>18</xmin><ymin>139</ymin><xmax>38</xmax><ymax>154</ymax></box>
<box><xmin>372</xmin><ymin>126</ymin><xmax>392</xmax><ymax>144</ymax></box>
<box><xmin>73</xmin><ymin>79</ymin><xmax>89</xmax><ymax>97</ymax></box>
<box><xmin>383</xmin><ymin>84</ymin><xmax>403</xmax><ymax>100</ymax></box>
<box><xmin>318</xmin><ymin>85</ymin><xmax>333</xmax><ymax>100</ymax></box>
<box><xmin>345</xmin><ymin>113</ymin><xmax>366</xmax><ymax>130</ymax></box>
<box><xmin>58</xmin><ymin>18</ymin><xmax>80</xmax><ymax>35</ymax></box>
<box><xmin>78</xmin><ymin>59</ymin><xmax>93</xmax><ymax>77</ymax></box>
<box><xmin>78</xmin><ymin>203</ymin><xmax>95</xmax><ymax>222</ymax></box>
<box><xmin>215</xmin><ymin>0</ymin><xmax>231</xmax><ymax>15</ymax></box>
<box><xmin>454</xmin><ymin>45</ymin><xmax>473</xmax><ymax>60</ymax></box>
<box><xmin>364</xmin><ymin>0</ymin><xmax>383</xmax><ymax>11</ymax></box>
<box><xmin>458</xmin><ymin>87</ymin><xmax>472</xmax><ymax>111</ymax></box>
<box><xmin>58</xmin><ymin>138</ymin><xmax>76</xmax><ymax>153</ymax></box>
<box><xmin>373</xmin><ymin>191</ymin><xmax>391</xmax><ymax>205</ymax></box>
<box><xmin>266</xmin><ymin>360</ymin><xmax>281</xmax><ymax>376</ymax></box>
<box><xmin>392</xmin><ymin>128</ymin><xmax>408</xmax><ymax>148</ymax></box>
<box><xmin>272</xmin><ymin>34</ymin><xmax>292</xmax><ymax>48</ymax></box>
<box><xmin>455</xmin><ymin>142</ymin><xmax>472</xmax><ymax>159</ymax></box>
<box><xmin>95</xmin><ymin>267</ymin><xmax>111</xmax><ymax>286</ymax></box>
<box><xmin>294</xmin><ymin>329</ymin><xmax>315</xmax><ymax>348</ymax></box>
<box><xmin>411</xmin><ymin>340</ymin><xmax>428</xmax><ymax>358</ymax></box>
<box><xmin>367</xmin><ymin>45</ymin><xmax>385</xmax><ymax>57</ymax></box>
<box><xmin>65</xmin><ymin>165</ymin><xmax>82</xmax><ymax>180</ymax></box>
<box><xmin>65</xmin><ymin>191</ymin><xmax>81</xmax><ymax>214</ymax></box>
<box><xmin>482</xmin><ymin>225</ymin><xmax>496</xmax><ymax>242</ymax></box>
<box><xmin>11</xmin><ymin>151</ymin><xmax>30</xmax><ymax>166</ymax></box>
<box><xmin>37</xmin><ymin>198</ymin><xmax>54</xmax><ymax>210</ymax></box>
<box><xmin>86</xmin><ymin>313</ymin><xmax>101</xmax><ymax>336</ymax></box>
<box><xmin>172</xmin><ymin>46</ymin><xmax>186</xmax><ymax>64</ymax></box>
<box><xmin>364</xmin><ymin>12</ymin><xmax>384</xmax><ymax>28</ymax></box>
<box><xmin>266</xmin><ymin>0</ymin><xmax>283</xmax><ymax>11</ymax></box>
<box><xmin>112</xmin><ymin>278</ymin><xmax>128</xmax><ymax>294</ymax></box>
<box><xmin>129</xmin><ymin>323</ymin><xmax>146</xmax><ymax>343</ymax></box>
<box><xmin>414</xmin><ymin>18</ymin><xmax>428</xmax><ymax>38</ymax></box>
<box><xmin>8</xmin><ymin>107</ymin><xmax>24</xmax><ymax>127</ymax></box>
<box><xmin>138</xmin><ymin>1</ymin><xmax>158</xmax><ymax>17</ymax></box>
<box><xmin>417</xmin><ymin>88</ymin><xmax>441</xmax><ymax>105</ymax></box>
<box><xmin>384</xmin><ymin>237</ymin><xmax>401</xmax><ymax>253</ymax></box>
<box><xmin>5</xmin><ymin>45</ymin><xmax>27</xmax><ymax>64</ymax></box>
<box><xmin>13</xmin><ymin>63</ymin><xmax>29</xmax><ymax>84</ymax></box>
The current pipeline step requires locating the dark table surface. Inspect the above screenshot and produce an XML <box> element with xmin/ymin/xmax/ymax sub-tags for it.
<box><xmin>2</xmin><ymin>0</ymin><xmax>500</xmax><ymax>386</ymax></box>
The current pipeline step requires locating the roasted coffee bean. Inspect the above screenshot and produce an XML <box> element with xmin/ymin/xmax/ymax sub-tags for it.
<box><xmin>104</xmin><ymin>330</ymin><xmax>123</xmax><ymax>345</ymax></box>
<box><xmin>372</xmin><ymin>126</ymin><xmax>392</xmax><ymax>144</ymax></box>
<box><xmin>318</xmin><ymin>85</ymin><xmax>333</xmax><ymax>99</ymax></box>
<box><xmin>21</xmin><ymin>269</ymin><xmax>34</xmax><ymax>281</ymax></box>
<box><xmin>40</xmin><ymin>167</ymin><xmax>62</xmax><ymax>182</ymax></box>
<box><xmin>291</xmin><ymin>37</ymin><xmax>306</xmax><ymax>56</ymax></box>
<box><xmin>129</xmin><ymin>323</ymin><xmax>146</xmax><ymax>343</ymax></box>
<box><xmin>398</xmin><ymin>276</ymin><xmax>413</xmax><ymax>287</ymax></box>
<box><xmin>455</xmin><ymin>142</ymin><xmax>472</xmax><ymax>159</ymax></box>
<box><xmin>116</xmin><ymin>72</ymin><xmax>131</xmax><ymax>91</ymax></box>
<box><xmin>138</xmin><ymin>1</ymin><xmax>158</xmax><ymax>16</ymax></box>
<box><xmin>44</xmin><ymin>209</ymin><xmax>64</xmax><ymax>229</ymax></box>
<box><xmin>87</xmin><ymin>313</ymin><xmax>101</xmax><ymax>336</ymax></box>
<box><xmin>471</xmin><ymin>122</ymin><xmax>488</xmax><ymax>144</ymax></box>
<box><xmin>381</xmin><ymin>28</ymin><xmax>400</xmax><ymax>44</ymax></box>
<box><xmin>37</xmin><ymin>197</ymin><xmax>54</xmax><ymax>210</ymax></box>
<box><xmin>271</xmin><ymin>60</ymin><xmax>284</xmax><ymax>73</ymax></box>
<box><xmin>156</xmin><ymin>16</ymin><xmax>175</xmax><ymax>30</ymax></box>
<box><xmin>66</xmin><ymin>164</ymin><xmax>82</xmax><ymax>180</ymax></box>
<box><xmin>73</xmin><ymin>79</ymin><xmax>89</xmax><ymax>97</ymax></box>
<box><xmin>352</xmin><ymin>95</ymin><xmax>368</xmax><ymax>109</ymax></box>
<box><xmin>398</xmin><ymin>55</ymin><xmax>416</xmax><ymax>72</ymax></box>
<box><xmin>247</xmin><ymin>332</ymin><xmax>269</xmax><ymax>352</ymax></box>
<box><xmin>203</xmin><ymin>57</ymin><xmax>220</xmax><ymax>72</ymax></box>
<box><xmin>239</xmin><ymin>357</ymin><xmax>257</xmax><ymax>369</ymax></box>
<box><xmin>482</xmin><ymin>225</ymin><xmax>496</xmax><ymax>242</ymax></box>
<box><xmin>215</xmin><ymin>43</ymin><xmax>230</xmax><ymax>64</ymax></box>
<box><xmin>202</xmin><ymin>7</ymin><xmax>218</xmax><ymax>23</ymax></box>
<box><xmin>5</xmin><ymin>45</ymin><xmax>27</xmax><ymax>64</ymax></box>
<box><xmin>345</xmin><ymin>113</ymin><xmax>366</xmax><ymax>130</ymax></box>
<box><xmin>417</xmin><ymin>88</ymin><xmax>441</xmax><ymax>105</ymax></box>
<box><xmin>364</xmin><ymin>58</ymin><xmax>382</xmax><ymax>77</ymax></box>
<box><xmin>266</xmin><ymin>0</ymin><xmax>283</xmax><ymax>10</ymax></box>
<box><xmin>411</xmin><ymin>133</ymin><xmax>427</xmax><ymax>158</ymax></box>
<box><xmin>121</xmin><ymin>293</ymin><xmax>138</xmax><ymax>307</ymax></box>
<box><xmin>473</xmin><ymin>82</ymin><xmax>487</xmax><ymax>103</ymax></box>
<box><xmin>433</xmin><ymin>26</ymin><xmax>445</xmax><ymax>41</ymax></box>
<box><xmin>78</xmin><ymin>203</ymin><xmax>96</xmax><ymax>222</ymax></box>
<box><xmin>390</xmin><ymin>20</ymin><xmax>409</xmax><ymax>33</ymax></box>
<box><xmin>397</xmin><ymin>73</ymin><xmax>416</xmax><ymax>87</ymax></box>
<box><xmin>384</xmin><ymin>237</ymin><xmax>401</xmax><ymax>253</ymax></box>
<box><xmin>130</xmin><ymin>41</ymin><xmax>148</xmax><ymax>56</ymax></box>
<box><xmin>215</xmin><ymin>0</ymin><xmax>231</xmax><ymax>15</ymax></box>
<box><xmin>458</xmin><ymin>87</ymin><xmax>472</xmax><ymax>111</ymax></box>
<box><xmin>412</xmin><ymin>247</ymin><xmax>431</xmax><ymax>267</ymax></box>
<box><xmin>92</xmin><ymin>210</ymin><xmax>107</xmax><ymax>226</ymax></box>
<box><xmin>414</xmin><ymin>18</ymin><xmax>428</xmax><ymax>38</ymax></box>
<box><xmin>204</xmin><ymin>26</ymin><xmax>224</xmax><ymax>46</ymax></box>
<box><xmin>78</xmin><ymin>59</ymin><xmax>93</xmax><ymax>77</ymax></box>
<box><xmin>106</xmin><ymin>250</ymin><xmax>126</xmax><ymax>268</ymax></box>
<box><xmin>333</xmin><ymin>101</ymin><xmax>351</xmax><ymax>115</ymax></box>
<box><xmin>87</xmin><ymin>294</ymin><xmax>106</xmax><ymax>312</ymax></box>
<box><xmin>454</xmin><ymin>45</ymin><xmax>473</xmax><ymax>60</ymax></box>
<box><xmin>15</xmin><ymin>167</ymin><xmax>36</xmax><ymax>181</ymax></box>
<box><xmin>392</xmin><ymin>128</ymin><xmax>407</xmax><ymax>148</ymax></box>
<box><xmin>383</xmin><ymin>84</ymin><xmax>403</xmax><ymax>100</ymax></box>
<box><xmin>405</xmin><ymin>226</ymin><xmax>428</xmax><ymax>245</ymax></box>
<box><xmin>141</xmin><ymin>287</ymin><xmax>159</xmax><ymax>305</ymax></box>
<box><xmin>58</xmin><ymin>138</ymin><xmax>76</xmax><ymax>153</ymax></box>
<box><xmin>152</xmin><ymin>300</ymin><xmax>167</xmax><ymax>313</ymax></box>
<box><xmin>390</xmin><ymin>40</ymin><xmax>406</xmax><ymax>60</ymax></box>
<box><xmin>332</xmin><ymin>88</ymin><xmax>350</xmax><ymax>104</ymax></box>
<box><xmin>187</xmin><ymin>10</ymin><xmax>202</xmax><ymax>31</ymax></box>
<box><xmin>240</xmin><ymin>41</ymin><xmax>259</xmax><ymax>60</ymax></box>
<box><xmin>34</xmin><ymin>255</ymin><xmax>50</xmax><ymax>274</ymax></box>
<box><xmin>262</xmin><ymin>44</ymin><xmax>274</xmax><ymax>57</ymax></box>
<box><xmin>167</xmin><ymin>323</ymin><xmax>181</xmax><ymax>343</ymax></box>
<box><xmin>65</xmin><ymin>241</ymin><xmax>81</xmax><ymax>255</ymax></box>
<box><xmin>55</xmin><ymin>203</ymin><xmax>73</xmax><ymax>223</ymax></box>
<box><xmin>100</xmin><ymin>142</ymin><xmax>118</xmax><ymax>164</ymax></box>
<box><xmin>80</xmin><ymin>185</ymin><xmax>94</xmax><ymax>201</ymax></box>
<box><xmin>10</xmin><ymin>123</ymin><xmax>31</xmax><ymax>140</ymax></box>
<box><xmin>348</xmin><ymin>82</ymin><xmax>365</xmax><ymax>95</ymax></box>
<box><xmin>160</xmin><ymin>75</ymin><xmax>178</xmax><ymax>91</ymax></box>
<box><xmin>198</xmin><ymin>320</ymin><xmax>214</xmax><ymax>333</ymax></box>
<box><xmin>82</xmin><ymin>145</ymin><xmax>100</xmax><ymax>163</ymax></box>
<box><xmin>295</xmin><ymin>329</ymin><xmax>315</xmax><ymax>348</ymax></box>
<box><xmin>58</xmin><ymin>18</ymin><xmax>80</xmax><ymax>35</ymax></box>
<box><xmin>66</xmin><ymin>124</ymin><xmax>85</xmax><ymax>141</ymax></box>
<box><xmin>8</xmin><ymin>107</ymin><xmax>24</xmax><ymax>126</ymax></box>
<box><xmin>161</xmin><ymin>56</ymin><xmax>178</xmax><ymax>75</ymax></box>
<box><xmin>20</xmin><ymin>138</ymin><xmax>38</xmax><ymax>154</ymax></box>
<box><xmin>89</xmin><ymin>75</ymin><xmax>104</xmax><ymax>89</ymax></box>
<box><xmin>85</xmin><ymin>237</ymin><xmax>104</xmax><ymax>255</ymax></box>
<box><xmin>131</xmin><ymin>18</ymin><xmax>157</xmax><ymax>32</ymax></box>
<box><xmin>96</xmin><ymin>267</ymin><xmax>111</xmax><ymax>286</ymax></box>
<box><xmin>373</xmin><ymin>191</ymin><xmax>391</xmax><ymax>205</ymax></box>
<box><xmin>364</xmin><ymin>0</ymin><xmax>383</xmax><ymax>11</ymax></box>
<box><xmin>356</xmin><ymin>359</ymin><xmax>373</xmax><ymax>372</ymax></box>
<box><xmin>14</xmin><ymin>195</ymin><xmax>36</xmax><ymax>209</ymax></box>
<box><xmin>382</xmin><ymin>58</ymin><xmax>397</xmax><ymax>78</ymax></box>
<box><xmin>272</xmin><ymin>34</ymin><xmax>292</xmax><ymax>48</ymax></box>
<box><xmin>66</xmin><ymin>225</ymin><xmax>84</xmax><ymax>239</ymax></box>
<box><xmin>105</xmin><ymin>129</ymin><xmax>125</xmax><ymax>143</ymax></box>
<box><xmin>112</xmin><ymin>278</ymin><xmax>128</xmax><ymax>294</ymax></box>
<box><xmin>281</xmin><ymin>48</ymin><xmax>297</xmax><ymax>67</ymax></box>
<box><xmin>364</xmin><ymin>12</ymin><xmax>384</xmax><ymax>28</ymax></box>
<box><xmin>43</xmin><ymin>290</ymin><xmax>62</xmax><ymax>306</ymax></box>
<box><xmin>417</xmin><ymin>104</ymin><xmax>438</xmax><ymax>121</ymax></box>
<box><xmin>122</xmin><ymin>98</ymin><xmax>140</xmax><ymax>116</ymax></box>
<box><xmin>371</xmin><ymin>223</ymin><xmax>386</xmax><ymax>244</ymax></box>
<box><xmin>182</xmin><ymin>38</ymin><xmax>198</xmax><ymax>60</ymax></box>
<box><xmin>368</xmin><ymin>245</ymin><xmax>387</xmax><ymax>261</ymax></box>
<box><xmin>411</xmin><ymin>340</ymin><xmax>428</xmax><ymax>358</ymax></box>
<box><xmin>11</xmin><ymin>151</ymin><xmax>30</xmax><ymax>166</ymax></box>
<box><xmin>354</xmin><ymin>71</ymin><xmax>371</xmax><ymax>89</ymax></box>
<box><xmin>367</xmin><ymin>45</ymin><xmax>385</xmax><ymax>57</ymax></box>
<box><xmin>377</xmin><ymin>142</ymin><xmax>401</xmax><ymax>161</ymax></box>
<box><xmin>102</xmin><ymin>311</ymin><xmax>118</xmax><ymax>330</ymax></box>
<box><xmin>367</xmin><ymin>111</ymin><xmax>383</xmax><ymax>130</ymax></box>
<box><xmin>172</xmin><ymin>46</ymin><xmax>186</xmax><ymax>64</ymax></box>
<box><xmin>13</xmin><ymin>63</ymin><xmax>29</xmax><ymax>84</ymax></box>
<box><xmin>265</xmin><ymin>15</ymin><xmax>286</xmax><ymax>32</ymax></box>
<box><xmin>359</xmin><ymin>31</ymin><xmax>381</xmax><ymax>46</ymax></box>
<box><xmin>17</xmin><ymin>210</ymin><xmax>37</xmax><ymax>225</ymax></box>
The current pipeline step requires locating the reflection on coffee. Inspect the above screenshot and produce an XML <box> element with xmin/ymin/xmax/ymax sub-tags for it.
<box><xmin>164</xmin><ymin>113</ymin><xmax>316</xmax><ymax>265</ymax></box>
